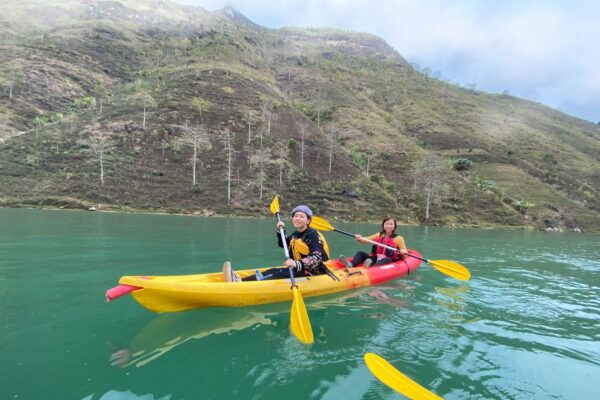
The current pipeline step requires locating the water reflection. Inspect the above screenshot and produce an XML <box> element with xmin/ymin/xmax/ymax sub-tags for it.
<box><xmin>109</xmin><ymin>308</ymin><xmax>274</xmax><ymax>368</ymax></box>
<box><xmin>432</xmin><ymin>283</ymin><xmax>473</xmax><ymax>330</ymax></box>
<box><xmin>434</xmin><ymin>284</ymin><xmax>469</xmax><ymax>310</ymax></box>
<box><xmin>109</xmin><ymin>291</ymin><xmax>377</xmax><ymax>369</ymax></box>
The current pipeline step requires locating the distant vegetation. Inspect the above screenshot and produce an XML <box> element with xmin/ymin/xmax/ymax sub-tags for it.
<box><xmin>0</xmin><ymin>0</ymin><xmax>599</xmax><ymax>233</ymax></box>
<box><xmin>453</xmin><ymin>158</ymin><xmax>473</xmax><ymax>171</ymax></box>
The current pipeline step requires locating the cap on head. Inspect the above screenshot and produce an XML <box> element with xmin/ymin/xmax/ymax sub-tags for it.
<box><xmin>291</xmin><ymin>205</ymin><xmax>313</xmax><ymax>219</ymax></box>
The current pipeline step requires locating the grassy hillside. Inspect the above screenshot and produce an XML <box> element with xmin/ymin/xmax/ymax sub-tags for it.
<box><xmin>1</xmin><ymin>0</ymin><xmax>599</xmax><ymax>232</ymax></box>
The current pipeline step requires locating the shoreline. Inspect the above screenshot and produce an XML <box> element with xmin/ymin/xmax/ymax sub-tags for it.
<box><xmin>0</xmin><ymin>203</ymin><xmax>591</xmax><ymax>234</ymax></box>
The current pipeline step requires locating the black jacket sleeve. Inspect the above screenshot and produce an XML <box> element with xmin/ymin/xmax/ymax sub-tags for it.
<box><xmin>276</xmin><ymin>230</ymin><xmax>291</xmax><ymax>248</ymax></box>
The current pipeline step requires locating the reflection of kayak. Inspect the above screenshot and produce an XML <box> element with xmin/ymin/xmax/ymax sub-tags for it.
<box><xmin>108</xmin><ymin>250</ymin><xmax>422</xmax><ymax>313</ymax></box>
<box><xmin>111</xmin><ymin>308</ymin><xmax>274</xmax><ymax>368</ymax></box>
<box><xmin>111</xmin><ymin>292</ymin><xmax>363</xmax><ymax>368</ymax></box>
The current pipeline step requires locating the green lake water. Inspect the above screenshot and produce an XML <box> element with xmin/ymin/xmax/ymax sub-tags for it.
<box><xmin>1</xmin><ymin>208</ymin><xmax>599</xmax><ymax>399</ymax></box>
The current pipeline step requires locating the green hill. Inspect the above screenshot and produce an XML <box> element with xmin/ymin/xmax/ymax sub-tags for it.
<box><xmin>1</xmin><ymin>0</ymin><xmax>599</xmax><ymax>232</ymax></box>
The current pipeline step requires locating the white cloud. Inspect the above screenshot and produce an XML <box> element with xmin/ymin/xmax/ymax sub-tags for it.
<box><xmin>179</xmin><ymin>0</ymin><xmax>600</xmax><ymax>122</ymax></box>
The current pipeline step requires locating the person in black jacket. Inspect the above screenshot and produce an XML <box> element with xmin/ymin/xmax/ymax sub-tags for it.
<box><xmin>241</xmin><ymin>205</ymin><xmax>330</xmax><ymax>281</ymax></box>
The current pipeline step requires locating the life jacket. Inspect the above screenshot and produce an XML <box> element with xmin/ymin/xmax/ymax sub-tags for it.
<box><xmin>371</xmin><ymin>234</ymin><xmax>400</xmax><ymax>260</ymax></box>
<box><xmin>290</xmin><ymin>229</ymin><xmax>330</xmax><ymax>261</ymax></box>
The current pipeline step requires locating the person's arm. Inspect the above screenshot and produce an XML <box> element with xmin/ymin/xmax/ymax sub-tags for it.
<box><xmin>357</xmin><ymin>232</ymin><xmax>379</xmax><ymax>244</ymax></box>
<box><xmin>276</xmin><ymin>222</ymin><xmax>290</xmax><ymax>249</ymax></box>
<box><xmin>394</xmin><ymin>236</ymin><xmax>408</xmax><ymax>254</ymax></box>
<box><xmin>276</xmin><ymin>231</ymin><xmax>291</xmax><ymax>249</ymax></box>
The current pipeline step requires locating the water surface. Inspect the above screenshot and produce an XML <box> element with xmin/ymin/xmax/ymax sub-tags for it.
<box><xmin>1</xmin><ymin>208</ymin><xmax>599</xmax><ymax>399</ymax></box>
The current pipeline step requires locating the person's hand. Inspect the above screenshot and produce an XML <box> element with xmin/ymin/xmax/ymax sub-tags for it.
<box><xmin>276</xmin><ymin>221</ymin><xmax>285</xmax><ymax>230</ymax></box>
<box><xmin>356</xmin><ymin>234</ymin><xmax>364</xmax><ymax>242</ymax></box>
<box><xmin>283</xmin><ymin>259</ymin><xmax>297</xmax><ymax>268</ymax></box>
<box><xmin>400</xmin><ymin>249</ymin><xmax>408</xmax><ymax>255</ymax></box>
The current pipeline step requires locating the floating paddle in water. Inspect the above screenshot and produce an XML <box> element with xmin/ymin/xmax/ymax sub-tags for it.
<box><xmin>364</xmin><ymin>353</ymin><xmax>443</xmax><ymax>399</ymax></box>
<box><xmin>310</xmin><ymin>215</ymin><xmax>471</xmax><ymax>281</ymax></box>
<box><xmin>270</xmin><ymin>195</ymin><xmax>314</xmax><ymax>344</ymax></box>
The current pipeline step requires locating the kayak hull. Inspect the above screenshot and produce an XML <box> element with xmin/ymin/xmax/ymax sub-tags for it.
<box><xmin>117</xmin><ymin>250</ymin><xmax>423</xmax><ymax>313</ymax></box>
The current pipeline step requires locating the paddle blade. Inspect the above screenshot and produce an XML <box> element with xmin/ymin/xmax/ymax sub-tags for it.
<box><xmin>270</xmin><ymin>195</ymin><xmax>280</xmax><ymax>215</ymax></box>
<box><xmin>428</xmin><ymin>259</ymin><xmax>471</xmax><ymax>281</ymax></box>
<box><xmin>364</xmin><ymin>353</ymin><xmax>443</xmax><ymax>400</ymax></box>
<box><xmin>310</xmin><ymin>215</ymin><xmax>334</xmax><ymax>231</ymax></box>
<box><xmin>290</xmin><ymin>286</ymin><xmax>314</xmax><ymax>344</ymax></box>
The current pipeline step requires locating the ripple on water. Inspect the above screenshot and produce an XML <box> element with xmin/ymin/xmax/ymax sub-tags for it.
<box><xmin>81</xmin><ymin>390</ymin><xmax>172</xmax><ymax>400</ymax></box>
<box><xmin>440</xmin><ymin>336</ymin><xmax>600</xmax><ymax>400</ymax></box>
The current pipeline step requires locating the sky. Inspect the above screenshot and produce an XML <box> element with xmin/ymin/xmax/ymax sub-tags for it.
<box><xmin>177</xmin><ymin>0</ymin><xmax>600</xmax><ymax>123</ymax></box>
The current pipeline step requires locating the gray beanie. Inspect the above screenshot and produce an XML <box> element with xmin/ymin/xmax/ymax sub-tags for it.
<box><xmin>291</xmin><ymin>205</ymin><xmax>313</xmax><ymax>219</ymax></box>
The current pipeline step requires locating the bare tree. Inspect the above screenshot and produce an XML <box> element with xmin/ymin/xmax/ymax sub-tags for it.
<box><xmin>278</xmin><ymin>147</ymin><xmax>288</xmax><ymax>186</ymax></box>
<box><xmin>138</xmin><ymin>94</ymin><xmax>154</xmax><ymax>129</ymax></box>
<box><xmin>413</xmin><ymin>153</ymin><xmax>450</xmax><ymax>223</ymax></box>
<box><xmin>259</xmin><ymin>115</ymin><xmax>267</xmax><ymax>199</ymax></box>
<box><xmin>262</xmin><ymin>102</ymin><xmax>272</xmax><ymax>142</ymax></box>
<box><xmin>246</xmin><ymin>109</ymin><xmax>254</xmax><ymax>143</ymax></box>
<box><xmin>190</xmin><ymin>124</ymin><xmax>199</xmax><ymax>186</ymax></box>
<box><xmin>35</xmin><ymin>117</ymin><xmax>40</xmax><ymax>138</ymax></box>
<box><xmin>222</xmin><ymin>129</ymin><xmax>236</xmax><ymax>205</ymax></box>
<box><xmin>34</xmin><ymin>116</ymin><xmax>47</xmax><ymax>139</ymax></box>
<box><xmin>366</xmin><ymin>141</ymin><xmax>372</xmax><ymax>178</ymax></box>
<box><xmin>26</xmin><ymin>155</ymin><xmax>39</xmax><ymax>172</ymax></box>
<box><xmin>365</xmin><ymin>132</ymin><xmax>373</xmax><ymax>179</ymax></box>
<box><xmin>262</xmin><ymin>37</ymin><xmax>270</xmax><ymax>66</ymax></box>
<box><xmin>249</xmin><ymin>104</ymin><xmax>272</xmax><ymax>199</ymax></box>
<box><xmin>287</xmin><ymin>72</ymin><xmax>293</xmax><ymax>99</ymax></box>
<box><xmin>4</xmin><ymin>61</ymin><xmax>20</xmax><ymax>102</ymax></box>
<box><xmin>297</xmin><ymin>123</ymin><xmax>306</xmax><ymax>169</ymax></box>
<box><xmin>142</xmin><ymin>95</ymin><xmax>150</xmax><ymax>129</ymax></box>
<box><xmin>328</xmin><ymin>129</ymin><xmax>335</xmax><ymax>174</ymax></box>
<box><xmin>92</xmin><ymin>84</ymin><xmax>109</xmax><ymax>116</ymax></box>
<box><xmin>124</xmin><ymin>80</ymin><xmax>156</xmax><ymax>130</ymax></box>
<box><xmin>250</xmin><ymin>148</ymin><xmax>269</xmax><ymax>199</ymax></box>
<box><xmin>258</xmin><ymin>148</ymin><xmax>266</xmax><ymax>199</ymax></box>
<box><xmin>190</xmin><ymin>97</ymin><xmax>211</xmax><ymax>121</ymax></box>
<box><xmin>315</xmin><ymin>86</ymin><xmax>322</xmax><ymax>128</ymax></box>
<box><xmin>90</xmin><ymin>134</ymin><xmax>107</xmax><ymax>185</ymax></box>
<box><xmin>180</xmin><ymin>120</ymin><xmax>211</xmax><ymax>186</ymax></box>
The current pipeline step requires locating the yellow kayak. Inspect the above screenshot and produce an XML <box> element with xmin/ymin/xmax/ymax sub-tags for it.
<box><xmin>109</xmin><ymin>251</ymin><xmax>423</xmax><ymax>313</ymax></box>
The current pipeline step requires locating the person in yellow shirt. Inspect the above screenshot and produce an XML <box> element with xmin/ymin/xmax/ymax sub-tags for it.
<box><xmin>340</xmin><ymin>217</ymin><xmax>408</xmax><ymax>268</ymax></box>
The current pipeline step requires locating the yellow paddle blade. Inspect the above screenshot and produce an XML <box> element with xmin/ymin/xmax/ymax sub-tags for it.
<box><xmin>364</xmin><ymin>353</ymin><xmax>443</xmax><ymax>400</ymax></box>
<box><xmin>270</xmin><ymin>195</ymin><xmax>280</xmax><ymax>214</ymax></box>
<box><xmin>428</xmin><ymin>259</ymin><xmax>471</xmax><ymax>281</ymax></box>
<box><xmin>310</xmin><ymin>215</ymin><xmax>334</xmax><ymax>231</ymax></box>
<box><xmin>290</xmin><ymin>286</ymin><xmax>314</xmax><ymax>344</ymax></box>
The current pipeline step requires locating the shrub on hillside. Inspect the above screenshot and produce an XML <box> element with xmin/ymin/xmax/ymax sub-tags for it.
<box><xmin>453</xmin><ymin>158</ymin><xmax>472</xmax><ymax>171</ymax></box>
<box><xmin>348</xmin><ymin>147</ymin><xmax>365</xmax><ymax>170</ymax></box>
<box><xmin>474</xmin><ymin>177</ymin><xmax>496</xmax><ymax>190</ymax></box>
<box><xmin>512</xmin><ymin>200</ymin><xmax>535</xmax><ymax>214</ymax></box>
<box><xmin>68</xmin><ymin>97</ymin><xmax>96</xmax><ymax>113</ymax></box>
<box><xmin>288</xmin><ymin>138</ymin><xmax>297</xmax><ymax>150</ymax></box>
